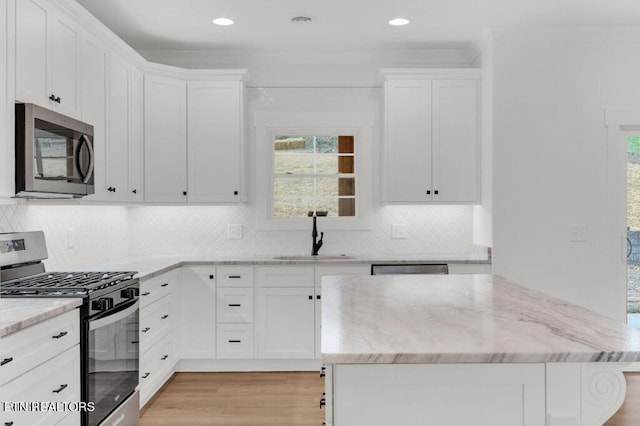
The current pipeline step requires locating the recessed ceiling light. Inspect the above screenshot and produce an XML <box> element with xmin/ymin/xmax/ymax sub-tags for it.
<box><xmin>388</xmin><ymin>18</ymin><xmax>411</xmax><ymax>26</ymax></box>
<box><xmin>291</xmin><ymin>16</ymin><xmax>312</xmax><ymax>24</ymax></box>
<box><xmin>212</xmin><ymin>17</ymin><xmax>234</xmax><ymax>26</ymax></box>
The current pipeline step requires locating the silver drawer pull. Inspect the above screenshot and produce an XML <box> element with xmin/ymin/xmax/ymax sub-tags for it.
<box><xmin>228</xmin><ymin>275</ymin><xmax>242</xmax><ymax>279</ymax></box>
<box><xmin>52</xmin><ymin>331</ymin><xmax>68</xmax><ymax>339</ymax></box>
<box><xmin>228</xmin><ymin>304</ymin><xmax>241</xmax><ymax>307</ymax></box>
<box><xmin>141</xmin><ymin>327</ymin><xmax>151</xmax><ymax>333</ymax></box>
<box><xmin>161</xmin><ymin>283</ymin><xmax>169</xmax><ymax>287</ymax></box>
<box><xmin>141</xmin><ymin>292</ymin><xmax>151</xmax><ymax>296</ymax></box>
<box><xmin>142</xmin><ymin>372</ymin><xmax>150</xmax><ymax>379</ymax></box>
<box><xmin>52</xmin><ymin>384</ymin><xmax>68</xmax><ymax>394</ymax></box>
<box><xmin>228</xmin><ymin>340</ymin><xmax>241</xmax><ymax>343</ymax></box>
<box><xmin>161</xmin><ymin>315</ymin><xmax>169</xmax><ymax>319</ymax></box>
<box><xmin>161</xmin><ymin>355</ymin><xmax>169</xmax><ymax>360</ymax></box>
<box><xmin>1</xmin><ymin>357</ymin><xmax>13</xmax><ymax>366</ymax></box>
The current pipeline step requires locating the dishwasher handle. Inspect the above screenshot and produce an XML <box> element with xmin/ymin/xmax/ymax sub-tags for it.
<box><xmin>371</xmin><ymin>264</ymin><xmax>448</xmax><ymax>275</ymax></box>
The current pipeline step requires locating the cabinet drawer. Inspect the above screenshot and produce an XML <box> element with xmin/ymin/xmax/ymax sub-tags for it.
<box><xmin>0</xmin><ymin>308</ymin><xmax>79</xmax><ymax>385</ymax></box>
<box><xmin>140</xmin><ymin>297</ymin><xmax>171</xmax><ymax>352</ymax></box>
<box><xmin>216</xmin><ymin>324</ymin><xmax>254</xmax><ymax>359</ymax></box>
<box><xmin>255</xmin><ymin>266</ymin><xmax>315</xmax><ymax>288</ymax></box>
<box><xmin>217</xmin><ymin>287</ymin><xmax>253</xmax><ymax>323</ymax></box>
<box><xmin>139</xmin><ymin>335</ymin><xmax>174</xmax><ymax>405</ymax></box>
<box><xmin>140</xmin><ymin>273</ymin><xmax>173</xmax><ymax>309</ymax></box>
<box><xmin>1</xmin><ymin>345</ymin><xmax>80</xmax><ymax>426</ymax></box>
<box><xmin>217</xmin><ymin>266</ymin><xmax>253</xmax><ymax>287</ymax></box>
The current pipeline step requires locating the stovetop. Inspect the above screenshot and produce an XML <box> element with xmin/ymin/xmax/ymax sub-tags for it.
<box><xmin>0</xmin><ymin>271</ymin><xmax>137</xmax><ymax>296</ymax></box>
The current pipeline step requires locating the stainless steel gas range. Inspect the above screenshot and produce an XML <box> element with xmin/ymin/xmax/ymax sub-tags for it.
<box><xmin>0</xmin><ymin>231</ymin><xmax>140</xmax><ymax>426</ymax></box>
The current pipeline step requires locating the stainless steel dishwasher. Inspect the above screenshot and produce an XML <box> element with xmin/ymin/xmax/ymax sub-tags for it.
<box><xmin>371</xmin><ymin>264</ymin><xmax>449</xmax><ymax>275</ymax></box>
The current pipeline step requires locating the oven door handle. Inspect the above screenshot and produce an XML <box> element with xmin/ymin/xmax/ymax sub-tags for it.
<box><xmin>89</xmin><ymin>299</ymin><xmax>139</xmax><ymax>331</ymax></box>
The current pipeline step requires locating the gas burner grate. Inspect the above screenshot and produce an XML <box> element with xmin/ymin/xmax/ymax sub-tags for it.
<box><xmin>1</xmin><ymin>271</ymin><xmax>136</xmax><ymax>293</ymax></box>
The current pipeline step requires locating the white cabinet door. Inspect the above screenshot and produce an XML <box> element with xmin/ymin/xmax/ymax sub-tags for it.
<box><xmin>255</xmin><ymin>287</ymin><xmax>316</xmax><ymax>359</ymax></box>
<box><xmin>382</xmin><ymin>71</ymin><xmax>480</xmax><ymax>203</ymax></box>
<box><xmin>187</xmin><ymin>80</ymin><xmax>243</xmax><ymax>202</ymax></box>
<box><xmin>128</xmin><ymin>67</ymin><xmax>144</xmax><ymax>201</ymax></box>
<box><xmin>0</xmin><ymin>1</ymin><xmax>12</xmax><ymax>199</ymax></box>
<box><xmin>383</xmin><ymin>79</ymin><xmax>432</xmax><ymax>202</ymax></box>
<box><xmin>80</xmin><ymin>33</ymin><xmax>107</xmax><ymax>201</ymax></box>
<box><xmin>106</xmin><ymin>51</ymin><xmax>131</xmax><ymax>200</ymax></box>
<box><xmin>432</xmin><ymin>79</ymin><xmax>479</xmax><ymax>202</ymax></box>
<box><xmin>144</xmin><ymin>74</ymin><xmax>187</xmax><ymax>203</ymax></box>
<box><xmin>15</xmin><ymin>0</ymin><xmax>81</xmax><ymax>118</ymax></box>
<box><xmin>179</xmin><ymin>267</ymin><xmax>216</xmax><ymax>359</ymax></box>
<box><xmin>332</xmin><ymin>363</ymin><xmax>545</xmax><ymax>426</ymax></box>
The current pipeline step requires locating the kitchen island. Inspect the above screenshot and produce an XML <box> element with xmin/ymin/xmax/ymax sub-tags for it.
<box><xmin>321</xmin><ymin>274</ymin><xmax>640</xmax><ymax>426</ymax></box>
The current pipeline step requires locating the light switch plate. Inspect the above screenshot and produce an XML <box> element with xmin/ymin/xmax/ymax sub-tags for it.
<box><xmin>391</xmin><ymin>224</ymin><xmax>408</xmax><ymax>239</ymax></box>
<box><xmin>227</xmin><ymin>224</ymin><xmax>243</xmax><ymax>240</ymax></box>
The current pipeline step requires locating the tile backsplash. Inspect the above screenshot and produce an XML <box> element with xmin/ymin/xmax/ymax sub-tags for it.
<box><xmin>0</xmin><ymin>203</ymin><xmax>477</xmax><ymax>270</ymax></box>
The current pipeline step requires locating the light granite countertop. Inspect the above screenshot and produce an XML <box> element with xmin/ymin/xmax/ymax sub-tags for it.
<box><xmin>321</xmin><ymin>274</ymin><xmax>640</xmax><ymax>364</ymax></box>
<box><xmin>0</xmin><ymin>298</ymin><xmax>82</xmax><ymax>338</ymax></box>
<box><xmin>79</xmin><ymin>253</ymin><xmax>490</xmax><ymax>280</ymax></box>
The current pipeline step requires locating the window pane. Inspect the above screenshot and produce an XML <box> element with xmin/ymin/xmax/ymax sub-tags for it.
<box><xmin>316</xmin><ymin>136</ymin><xmax>338</xmax><ymax>153</ymax></box>
<box><xmin>273</xmin><ymin>198</ymin><xmax>315</xmax><ymax>218</ymax></box>
<box><xmin>317</xmin><ymin>178</ymin><xmax>339</xmax><ymax>196</ymax></box>
<box><xmin>339</xmin><ymin>178</ymin><xmax>355</xmax><ymax>196</ymax></box>
<box><xmin>315</xmin><ymin>198</ymin><xmax>338</xmax><ymax>217</ymax></box>
<box><xmin>316</xmin><ymin>155</ymin><xmax>338</xmax><ymax>174</ymax></box>
<box><xmin>338</xmin><ymin>136</ymin><xmax>354</xmax><ymax>154</ymax></box>
<box><xmin>338</xmin><ymin>155</ymin><xmax>354</xmax><ymax>173</ymax></box>
<box><xmin>274</xmin><ymin>136</ymin><xmax>313</xmax><ymax>152</ymax></box>
<box><xmin>274</xmin><ymin>177</ymin><xmax>314</xmax><ymax>197</ymax></box>
<box><xmin>274</xmin><ymin>154</ymin><xmax>314</xmax><ymax>174</ymax></box>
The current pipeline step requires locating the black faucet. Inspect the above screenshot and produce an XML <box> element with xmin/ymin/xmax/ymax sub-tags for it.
<box><xmin>311</xmin><ymin>215</ymin><xmax>324</xmax><ymax>256</ymax></box>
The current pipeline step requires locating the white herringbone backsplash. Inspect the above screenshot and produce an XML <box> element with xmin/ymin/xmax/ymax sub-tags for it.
<box><xmin>0</xmin><ymin>203</ymin><xmax>476</xmax><ymax>270</ymax></box>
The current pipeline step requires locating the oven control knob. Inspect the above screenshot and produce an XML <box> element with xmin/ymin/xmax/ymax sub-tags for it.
<box><xmin>92</xmin><ymin>297</ymin><xmax>114</xmax><ymax>312</ymax></box>
<box><xmin>121</xmin><ymin>287</ymin><xmax>139</xmax><ymax>299</ymax></box>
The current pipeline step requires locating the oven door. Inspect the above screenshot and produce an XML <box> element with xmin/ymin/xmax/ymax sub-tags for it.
<box><xmin>88</xmin><ymin>298</ymin><xmax>139</xmax><ymax>426</ymax></box>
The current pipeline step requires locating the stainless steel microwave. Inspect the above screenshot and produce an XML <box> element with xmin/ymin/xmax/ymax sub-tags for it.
<box><xmin>15</xmin><ymin>103</ymin><xmax>94</xmax><ymax>198</ymax></box>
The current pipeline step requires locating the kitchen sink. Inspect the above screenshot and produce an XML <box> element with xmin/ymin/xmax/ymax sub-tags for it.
<box><xmin>273</xmin><ymin>255</ymin><xmax>356</xmax><ymax>260</ymax></box>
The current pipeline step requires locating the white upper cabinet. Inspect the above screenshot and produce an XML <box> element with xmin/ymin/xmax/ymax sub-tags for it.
<box><xmin>187</xmin><ymin>80</ymin><xmax>244</xmax><ymax>203</ymax></box>
<box><xmin>144</xmin><ymin>72</ymin><xmax>246</xmax><ymax>204</ymax></box>
<box><xmin>15</xmin><ymin>0</ymin><xmax>81</xmax><ymax>118</ymax></box>
<box><xmin>0</xmin><ymin>0</ymin><xmax>11</xmax><ymax>200</ymax></box>
<box><xmin>105</xmin><ymin>51</ymin><xmax>143</xmax><ymax>202</ymax></box>
<box><xmin>382</xmin><ymin>70</ymin><xmax>480</xmax><ymax>203</ymax></box>
<box><xmin>144</xmin><ymin>74</ymin><xmax>187</xmax><ymax>203</ymax></box>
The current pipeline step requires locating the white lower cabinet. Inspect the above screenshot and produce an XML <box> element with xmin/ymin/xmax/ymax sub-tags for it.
<box><xmin>216</xmin><ymin>324</ymin><xmax>254</xmax><ymax>359</ymax></box>
<box><xmin>179</xmin><ymin>266</ymin><xmax>216</xmax><ymax>359</ymax></box>
<box><xmin>328</xmin><ymin>363</ymin><xmax>545</xmax><ymax>426</ymax></box>
<box><xmin>139</xmin><ymin>269</ymin><xmax>178</xmax><ymax>407</ymax></box>
<box><xmin>216</xmin><ymin>266</ymin><xmax>254</xmax><ymax>359</ymax></box>
<box><xmin>255</xmin><ymin>266</ymin><xmax>316</xmax><ymax>359</ymax></box>
<box><xmin>0</xmin><ymin>309</ymin><xmax>80</xmax><ymax>426</ymax></box>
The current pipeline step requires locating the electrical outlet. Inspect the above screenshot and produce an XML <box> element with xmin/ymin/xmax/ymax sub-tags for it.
<box><xmin>391</xmin><ymin>224</ymin><xmax>408</xmax><ymax>239</ymax></box>
<box><xmin>227</xmin><ymin>224</ymin><xmax>243</xmax><ymax>240</ymax></box>
<box><xmin>569</xmin><ymin>225</ymin><xmax>587</xmax><ymax>242</ymax></box>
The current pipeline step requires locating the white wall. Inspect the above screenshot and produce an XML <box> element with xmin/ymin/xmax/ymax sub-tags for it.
<box><xmin>492</xmin><ymin>28</ymin><xmax>640</xmax><ymax>321</ymax></box>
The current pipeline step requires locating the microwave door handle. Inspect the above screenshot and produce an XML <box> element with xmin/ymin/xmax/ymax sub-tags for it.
<box><xmin>34</xmin><ymin>138</ymin><xmax>44</xmax><ymax>177</ymax></box>
<box><xmin>79</xmin><ymin>134</ymin><xmax>94</xmax><ymax>184</ymax></box>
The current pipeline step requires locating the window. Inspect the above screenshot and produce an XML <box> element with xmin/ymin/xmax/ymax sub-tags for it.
<box><xmin>254</xmin><ymin>111</ymin><xmax>373</xmax><ymax>231</ymax></box>
<box><xmin>273</xmin><ymin>135</ymin><xmax>355</xmax><ymax>218</ymax></box>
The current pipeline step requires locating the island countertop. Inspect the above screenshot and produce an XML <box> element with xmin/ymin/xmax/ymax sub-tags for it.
<box><xmin>321</xmin><ymin>274</ymin><xmax>640</xmax><ymax>364</ymax></box>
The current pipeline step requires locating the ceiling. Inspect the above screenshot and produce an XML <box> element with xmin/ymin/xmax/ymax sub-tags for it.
<box><xmin>75</xmin><ymin>0</ymin><xmax>640</xmax><ymax>53</ymax></box>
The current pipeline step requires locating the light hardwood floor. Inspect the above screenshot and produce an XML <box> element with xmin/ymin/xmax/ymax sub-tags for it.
<box><xmin>604</xmin><ymin>372</ymin><xmax>640</xmax><ymax>426</ymax></box>
<box><xmin>141</xmin><ymin>371</ymin><xmax>640</xmax><ymax>425</ymax></box>
<box><xmin>140</xmin><ymin>372</ymin><xmax>325</xmax><ymax>426</ymax></box>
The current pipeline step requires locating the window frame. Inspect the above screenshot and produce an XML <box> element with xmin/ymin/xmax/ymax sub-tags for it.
<box><xmin>255</xmin><ymin>112</ymin><xmax>373</xmax><ymax>231</ymax></box>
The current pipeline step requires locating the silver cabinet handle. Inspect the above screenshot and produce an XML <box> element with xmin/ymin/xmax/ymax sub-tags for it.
<box><xmin>52</xmin><ymin>384</ymin><xmax>68</xmax><ymax>394</ymax></box>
